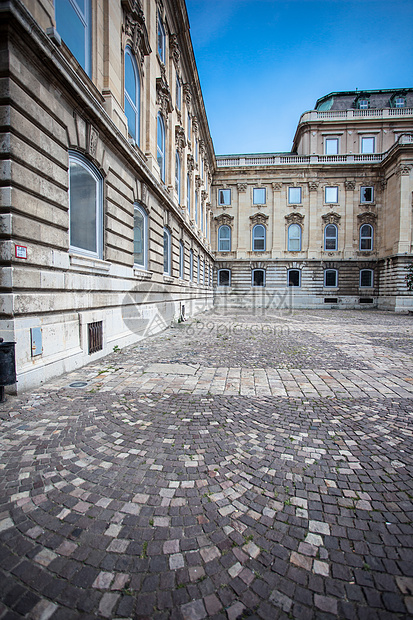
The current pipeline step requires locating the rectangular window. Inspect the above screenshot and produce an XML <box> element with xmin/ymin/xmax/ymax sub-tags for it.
<box><xmin>252</xmin><ymin>269</ymin><xmax>265</xmax><ymax>287</ymax></box>
<box><xmin>179</xmin><ymin>242</ymin><xmax>184</xmax><ymax>279</ymax></box>
<box><xmin>55</xmin><ymin>0</ymin><xmax>91</xmax><ymax>77</ymax></box>
<box><xmin>324</xmin><ymin>269</ymin><xmax>338</xmax><ymax>287</ymax></box>
<box><xmin>253</xmin><ymin>188</ymin><xmax>266</xmax><ymax>204</ymax></box>
<box><xmin>325</xmin><ymin>138</ymin><xmax>339</xmax><ymax>155</ymax></box>
<box><xmin>157</xmin><ymin>13</ymin><xmax>165</xmax><ymax>63</ymax></box>
<box><xmin>288</xmin><ymin>269</ymin><xmax>301</xmax><ymax>287</ymax></box>
<box><xmin>218</xmin><ymin>269</ymin><xmax>230</xmax><ymax>286</ymax></box>
<box><xmin>360</xmin><ymin>269</ymin><xmax>373</xmax><ymax>288</ymax></box>
<box><xmin>325</xmin><ymin>186</ymin><xmax>338</xmax><ymax>203</ymax></box>
<box><xmin>176</xmin><ymin>75</ymin><xmax>181</xmax><ymax>111</ymax></box>
<box><xmin>288</xmin><ymin>187</ymin><xmax>302</xmax><ymax>204</ymax></box>
<box><xmin>361</xmin><ymin>137</ymin><xmax>375</xmax><ymax>154</ymax></box>
<box><xmin>187</xmin><ymin>112</ymin><xmax>191</xmax><ymax>140</ymax></box>
<box><xmin>360</xmin><ymin>186</ymin><xmax>374</xmax><ymax>203</ymax></box>
<box><xmin>218</xmin><ymin>189</ymin><xmax>231</xmax><ymax>205</ymax></box>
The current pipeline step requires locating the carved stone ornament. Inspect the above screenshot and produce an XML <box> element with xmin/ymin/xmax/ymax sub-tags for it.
<box><xmin>345</xmin><ymin>180</ymin><xmax>356</xmax><ymax>191</ymax></box>
<box><xmin>308</xmin><ymin>181</ymin><xmax>319</xmax><ymax>191</ymax></box>
<box><xmin>122</xmin><ymin>0</ymin><xmax>151</xmax><ymax>66</ymax></box>
<box><xmin>195</xmin><ymin>175</ymin><xmax>202</xmax><ymax>189</ymax></box>
<box><xmin>187</xmin><ymin>154</ymin><xmax>195</xmax><ymax>173</ymax></box>
<box><xmin>141</xmin><ymin>182</ymin><xmax>148</xmax><ymax>205</ymax></box>
<box><xmin>88</xmin><ymin>125</ymin><xmax>99</xmax><ymax>158</ymax></box>
<box><xmin>250</xmin><ymin>213</ymin><xmax>269</xmax><ymax>226</ymax></box>
<box><xmin>169</xmin><ymin>33</ymin><xmax>180</xmax><ymax>67</ymax></box>
<box><xmin>183</xmin><ymin>83</ymin><xmax>192</xmax><ymax>107</ymax></box>
<box><xmin>175</xmin><ymin>125</ymin><xmax>186</xmax><ymax>154</ymax></box>
<box><xmin>201</xmin><ymin>190</ymin><xmax>208</xmax><ymax>202</ymax></box>
<box><xmin>156</xmin><ymin>64</ymin><xmax>173</xmax><ymax>120</ymax></box>
<box><xmin>380</xmin><ymin>178</ymin><xmax>388</xmax><ymax>191</ymax></box>
<box><xmin>357</xmin><ymin>211</ymin><xmax>377</xmax><ymax>226</ymax></box>
<box><xmin>214</xmin><ymin>213</ymin><xmax>234</xmax><ymax>226</ymax></box>
<box><xmin>192</xmin><ymin>116</ymin><xmax>199</xmax><ymax>135</ymax></box>
<box><xmin>322</xmin><ymin>212</ymin><xmax>341</xmax><ymax>225</ymax></box>
<box><xmin>237</xmin><ymin>183</ymin><xmax>247</xmax><ymax>192</ymax></box>
<box><xmin>272</xmin><ymin>183</ymin><xmax>282</xmax><ymax>191</ymax></box>
<box><xmin>285</xmin><ymin>212</ymin><xmax>304</xmax><ymax>225</ymax></box>
<box><xmin>199</xmin><ymin>140</ymin><xmax>205</xmax><ymax>156</ymax></box>
<box><xmin>397</xmin><ymin>164</ymin><xmax>412</xmax><ymax>176</ymax></box>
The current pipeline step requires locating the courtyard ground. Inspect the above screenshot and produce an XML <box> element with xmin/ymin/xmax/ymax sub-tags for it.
<box><xmin>0</xmin><ymin>309</ymin><xmax>413</xmax><ymax>620</ymax></box>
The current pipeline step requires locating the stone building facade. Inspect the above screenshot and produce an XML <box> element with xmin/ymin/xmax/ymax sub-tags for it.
<box><xmin>0</xmin><ymin>1</ymin><xmax>412</xmax><ymax>393</ymax></box>
<box><xmin>0</xmin><ymin>0</ymin><xmax>215</xmax><ymax>391</ymax></box>
<box><xmin>212</xmin><ymin>90</ymin><xmax>413</xmax><ymax>313</ymax></box>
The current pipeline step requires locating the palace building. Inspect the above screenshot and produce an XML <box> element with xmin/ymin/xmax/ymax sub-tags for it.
<box><xmin>0</xmin><ymin>0</ymin><xmax>412</xmax><ymax>391</ymax></box>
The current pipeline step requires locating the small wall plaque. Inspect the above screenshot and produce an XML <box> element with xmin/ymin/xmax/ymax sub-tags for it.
<box><xmin>15</xmin><ymin>245</ymin><xmax>27</xmax><ymax>259</ymax></box>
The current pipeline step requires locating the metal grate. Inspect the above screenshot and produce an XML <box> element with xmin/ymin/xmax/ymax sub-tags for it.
<box><xmin>324</xmin><ymin>298</ymin><xmax>338</xmax><ymax>304</ymax></box>
<box><xmin>359</xmin><ymin>298</ymin><xmax>374</xmax><ymax>304</ymax></box>
<box><xmin>88</xmin><ymin>321</ymin><xmax>103</xmax><ymax>354</ymax></box>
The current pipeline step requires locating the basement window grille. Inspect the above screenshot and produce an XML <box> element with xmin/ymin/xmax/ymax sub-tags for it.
<box><xmin>359</xmin><ymin>298</ymin><xmax>374</xmax><ymax>304</ymax></box>
<box><xmin>324</xmin><ymin>298</ymin><xmax>338</xmax><ymax>304</ymax></box>
<box><xmin>88</xmin><ymin>321</ymin><xmax>103</xmax><ymax>354</ymax></box>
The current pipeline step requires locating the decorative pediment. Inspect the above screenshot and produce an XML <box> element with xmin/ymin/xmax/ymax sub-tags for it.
<box><xmin>169</xmin><ymin>34</ymin><xmax>180</xmax><ymax>67</ymax></box>
<box><xmin>322</xmin><ymin>212</ymin><xmax>341</xmax><ymax>225</ymax></box>
<box><xmin>122</xmin><ymin>0</ymin><xmax>151</xmax><ymax>66</ymax></box>
<box><xmin>357</xmin><ymin>211</ymin><xmax>377</xmax><ymax>225</ymax></box>
<box><xmin>285</xmin><ymin>212</ymin><xmax>304</xmax><ymax>225</ymax></box>
<box><xmin>345</xmin><ymin>180</ymin><xmax>356</xmax><ymax>191</ymax></box>
<box><xmin>237</xmin><ymin>183</ymin><xmax>247</xmax><ymax>192</ymax></box>
<box><xmin>175</xmin><ymin>125</ymin><xmax>186</xmax><ymax>154</ymax></box>
<box><xmin>156</xmin><ymin>65</ymin><xmax>173</xmax><ymax>119</ymax></box>
<box><xmin>308</xmin><ymin>181</ymin><xmax>319</xmax><ymax>191</ymax></box>
<box><xmin>250</xmin><ymin>213</ymin><xmax>269</xmax><ymax>226</ymax></box>
<box><xmin>214</xmin><ymin>213</ymin><xmax>234</xmax><ymax>226</ymax></box>
<box><xmin>272</xmin><ymin>182</ymin><xmax>282</xmax><ymax>191</ymax></box>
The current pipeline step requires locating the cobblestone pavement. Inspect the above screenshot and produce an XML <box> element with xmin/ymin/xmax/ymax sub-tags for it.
<box><xmin>0</xmin><ymin>310</ymin><xmax>413</xmax><ymax>620</ymax></box>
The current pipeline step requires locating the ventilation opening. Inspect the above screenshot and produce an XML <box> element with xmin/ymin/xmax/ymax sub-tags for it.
<box><xmin>359</xmin><ymin>298</ymin><xmax>374</xmax><ymax>304</ymax></box>
<box><xmin>324</xmin><ymin>298</ymin><xmax>338</xmax><ymax>304</ymax></box>
<box><xmin>88</xmin><ymin>321</ymin><xmax>103</xmax><ymax>354</ymax></box>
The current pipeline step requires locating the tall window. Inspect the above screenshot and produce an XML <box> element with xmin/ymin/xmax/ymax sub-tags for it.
<box><xmin>360</xmin><ymin>187</ymin><xmax>374</xmax><ymax>203</ymax></box>
<box><xmin>324</xmin><ymin>269</ymin><xmax>338</xmax><ymax>287</ymax></box>
<box><xmin>157</xmin><ymin>114</ymin><xmax>165</xmax><ymax>182</ymax></box>
<box><xmin>325</xmin><ymin>186</ymin><xmax>338</xmax><ymax>203</ymax></box>
<box><xmin>360</xmin><ymin>269</ymin><xmax>373</xmax><ymax>288</ymax></box>
<box><xmin>252</xmin><ymin>269</ymin><xmax>265</xmax><ymax>286</ymax></box>
<box><xmin>253</xmin><ymin>188</ymin><xmax>266</xmax><ymax>204</ymax></box>
<box><xmin>218</xmin><ymin>269</ymin><xmax>230</xmax><ymax>286</ymax></box>
<box><xmin>288</xmin><ymin>269</ymin><xmax>301</xmax><ymax>287</ymax></box>
<box><xmin>218</xmin><ymin>225</ymin><xmax>231</xmax><ymax>252</ymax></box>
<box><xmin>124</xmin><ymin>47</ymin><xmax>140</xmax><ymax>145</ymax></box>
<box><xmin>200</xmin><ymin>202</ymin><xmax>204</xmax><ymax>232</ymax></box>
<box><xmin>359</xmin><ymin>224</ymin><xmax>373</xmax><ymax>251</ymax></box>
<box><xmin>189</xmin><ymin>249</ymin><xmax>193</xmax><ymax>281</ymax></box>
<box><xmin>176</xmin><ymin>75</ymin><xmax>181</xmax><ymax>111</ymax></box>
<box><xmin>187</xmin><ymin>174</ymin><xmax>191</xmax><ymax>216</ymax></box>
<box><xmin>325</xmin><ymin>138</ymin><xmax>339</xmax><ymax>155</ymax></box>
<box><xmin>197</xmin><ymin>255</ymin><xmax>200</xmax><ymax>283</ymax></box>
<box><xmin>187</xmin><ymin>112</ymin><xmax>191</xmax><ymax>140</ymax></box>
<box><xmin>361</xmin><ymin>137</ymin><xmax>375</xmax><ymax>154</ymax></box>
<box><xmin>175</xmin><ymin>152</ymin><xmax>181</xmax><ymax>203</ymax></box>
<box><xmin>288</xmin><ymin>187</ymin><xmax>302</xmax><ymax>204</ymax></box>
<box><xmin>157</xmin><ymin>13</ymin><xmax>165</xmax><ymax>62</ymax></box>
<box><xmin>358</xmin><ymin>99</ymin><xmax>369</xmax><ymax>109</ymax></box>
<box><xmin>133</xmin><ymin>204</ymin><xmax>147</xmax><ymax>269</ymax></box>
<box><xmin>252</xmin><ymin>224</ymin><xmax>266</xmax><ymax>251</ymax></box>
<box><xmin>195</xmin><ymin>191</ymin><xmax>198</xmax><ymax>224</ymax></box>
<box><xmin>324</xmin><ymin>224</ymin><xmax>338</xmax><ymax>251</ymax></box>
<box><xmin>69</xmin><ymin>151</ymin><xmax>102</xmax><ymax>258</ymax></box>
<box><xmin>218</xmin><ymin>189</ymin><xmax>231</xmax><ymax>205</ymax></box>
<box><xmin>163</xmin><ymin>228</ymin><xmax>171</xmax><ymax>275</ymax></box>
<box><xmin>55</xmin><ymin>0</ymin><xmax>91</xmax><ymax>76</ymax></box>
<box><xmin>288</xmin><ymin>224</ymin><xmax>301</xmax><ymax>251</ymax></box>
<box><xmin>179</xmin><ymin>241</ymin><xmax>184</xmax><ymax>279</ymax></box>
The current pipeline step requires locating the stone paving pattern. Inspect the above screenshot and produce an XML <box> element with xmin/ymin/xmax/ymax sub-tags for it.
<box><xmin>0</xmin><ymin>309</ymin><xmax>413</xmax><ymax>619</ymax></box>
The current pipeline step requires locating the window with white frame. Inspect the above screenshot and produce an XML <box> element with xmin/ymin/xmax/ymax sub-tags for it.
<box><xmin>195</xmin><ymin>191</ymin><xmax>198</xmax><ymax>224</ymax></box>
<box><xmin>252</xmin><ymin>224</ymin><xmax>266</xmax><ymax>251</ymax></box>
<box><xmin>324</xmin><ymin>224</ymin><xmax>338</xmax><ymax>251</ymax></box>
<box><xmin>187</xmin><ymin>112</ymin><xmax>191</xmax><ymax>140</ymax></box>
<box><xmin>358</xmin><ymin>99</ymin><xmax>369</xmax><ymax>109</ymax></box>
<box><xmin>176</xmin><ymin>75</ymin><xmax>181</xmax><ymax>111</ymax></box>
<box><xmin>288</xmin><ymin>224</ymin><xmax>302</xmax><ymax>251</ymax></box>
<box><xmin>187</xmin><ymin>173</ymin><xmax>191</xmax><ymax>216</ymax></box>
<box><xmin>288</xmin><ymin>187</ymin><xmax>302</xmax><ymax>204</ymax></box>
<box><xmin>55</xmin><ymin>0</ymin><xmax>91</xmax><ymax>76</ymax></box>
<box><xmin>325</xmin><ymin>186</ymin><xmax>338</xmax><ymax>203</ymax></box>
<box><xmin>252</xmin><ymin>269</ymin><xmax>265</xmax><ymax>287</ymax></box>
<box><xmin>163</xmin><ymin>228</ymin><xmax>171</xmax><ymax>275</ymax></box>
<box><xmin>197</xmin><ymin>255</ymin><xmax>200</xmax><ymax>283</ymax></box>
<box><xmin>361</xmin><ymin>137</ymin><xmax>375</xmax><ymax>154</ymax></box>
<box><xmin>179</xmin><ymin>240</ymin><xmax>184</xmax><ymax>279</ymax></box>
<box><xmin>325</xmin><ymin>138</ymin><xmax>339</xmax><ymax>155</ymax></box>
<box><xmin>157</xmin><ymin>12</ymin><xmax>165</xmax><ymax>62</ymax></box>
<box><xmin>202</xmin><ymin>260</ymin><xmax>205</xmax><ymax>284</ymax></box>
<box><xmin>218</xmin><ymin>189</ymin><xmax>231</xmax><ymax>205</ymax></box>
<box><xmin>324</xmin><ymin>269</ymin><xmax>338</xmax><ymax>287</ymax></box>
<box><xmin>133</xmin><ymin>204</ymin><xmax>148</xmax><ymax>269</ymax></box>
<box><xmin>288</xmin><ymin>269</ymin><xmax>301</xmax><ymax>287</ymax></box>
<box><xmin>394</xmin><ymin>97</ymin><xmax>405</xmax><ymax>108</ymax></box>
<box><xmin>69</xmin><ymin>151</ymin><xmax>103</xmax><ymax>258</ymax></box>
<box><xmin>253</xmin><ymin>188</ymin><xmax>266</xmax><ymax>204</ymax></box>
<box><xmin>200</xmin><ymin>202</ymin><xmax>204</xmax><ymax>232</ymax></box>
<box><xmin>124</xmin><ymin>47</ymin><xmax>140</xmax><ymax>145</ymax></box>
<box><xmin>157</xmin><ymin>113</ymin><xmax>165</xmax><ymax>181</ymax></box>
<box><xmin>218</xmin><ymin>269</ymin><xmax>230</xmax><ymax>286</ymax></box>
<box><xmin>189</xmin><ymin>249</ymin><xmax>193</xmax><ymax>281</ymax></box>
<box><xmin>360</xmin><ymin>269</ymin><xmax>373</xmax><ymax>288</ymax></box>
<box><xmin>195</xmin><ymin>140</ymin><xmax>198</xmax><ymax>162</ymax></box>
<box><xmin>359</xmin><ymin>224</ymin><xmax>373</xmax><ymax>251</ymax></box>
<box><xmin>175</xmin><ymin>151</ymin><xmax>181</xmax><ymax>203</ymax></box>
<box><xmin>218</xmin><ymin>225</ymin><xmax>231</xmax><ymax>252</ymax></box>
<box><xmin>360</xmin><ymin>186</ymin><xmax>374</xmax><ymax>203</ymax></box>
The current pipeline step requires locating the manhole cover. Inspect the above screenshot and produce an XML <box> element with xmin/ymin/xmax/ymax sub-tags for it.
<box><xmin>68</xmin><ymin>381</ymin><xmax>88</xmax><ymax>388</ymax></box>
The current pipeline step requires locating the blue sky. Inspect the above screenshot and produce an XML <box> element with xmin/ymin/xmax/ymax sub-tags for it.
<box><xmin>186</xmin><ymin>0</ymin><xmax>413</xmax><ymax>155</ymax></box>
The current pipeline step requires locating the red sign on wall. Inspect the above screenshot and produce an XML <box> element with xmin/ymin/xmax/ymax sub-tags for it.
<box><xmin>15</xmin><ymin>245</ymin><xmax>27</xmax><ymax>259</ymax></box>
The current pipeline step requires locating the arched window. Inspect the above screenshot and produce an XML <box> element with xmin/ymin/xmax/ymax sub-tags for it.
<box><xmin>157</xmin><ymin>113</ymin><xmax>165</xmax><ymax>182</ymax></box>
<box><xmin>163</xmin><ymin>228</ymin><xmax>171</xmax><ymax>275</ymax></box>
<box><xmin>133</xmin><ymin>204</ymin><xmax>148</xmax><ymax>269</ymax></box>
<box><xmin>175</xmin><ymin>152</ymin><xmax>181</xmax><ymax>203</ymax></box>
<box><xmin>218</xmin><ymin>269</ymin><xmax>231</xmax><ymax>286</ymax></box>
<box><xmin>252</xmin><ymin>224</ymin><xmax>266</xmax><ymax>251</ymax></box>
<box><xmin>324</xmin><ymin>224</ymin><xmax>338</xmax><ymax>251</ymax></box>
<box><xmin>69</xmin><ymin>151</ymin><xmax>103</xmax><ymax>258</ymax></box>
<box><xmin>252</xmin><ymin>269</ymin><xmax>265</xmax><ymax>286</ymax></box>
<box><xmin>288</xmin><ymin>269</ymin><xmax>301</xmax><ymax>287</ymax></box>
<box><xmin>124</xmin><ymin>47</ymin><xmax>140</xmax><ymax>145</ymax></box>
<box><xmin>288</xmin><ymin>224</ymin><xmax>301</xmax><ymax>251</ymax></box>
<box><xmin>218</xmin><ymin>225</ymin><xmax>231</xmax><ymax>252</ymax></box>
<box><xmin>179</xmin><ymin>241</ymin><xmax>184</xmax><ymax>279</ymax></box>
<box><xmin>359</xmin><ymin>224</ymin><xmax>373</xmax><ymax>251</ymax></box>
<box><xmin>55</xmin><ymin>0</ymin><xmax>91</xmax><ymax>77</ymax></box>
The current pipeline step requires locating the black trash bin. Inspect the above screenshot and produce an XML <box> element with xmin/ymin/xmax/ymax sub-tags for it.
<box><xmin>0</xmin><ymin>339</ymin><xmax>17</xmax><ymax>403</ymax></box>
